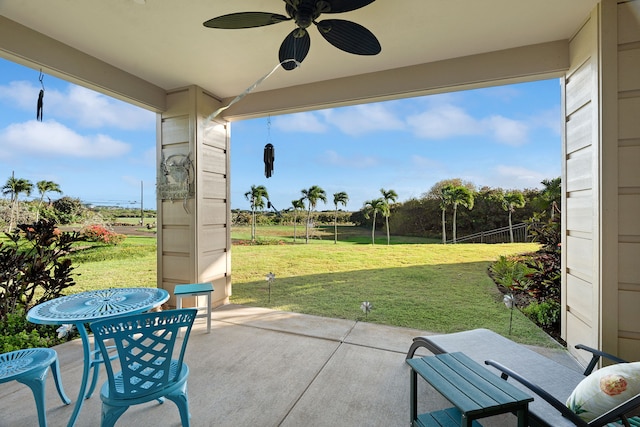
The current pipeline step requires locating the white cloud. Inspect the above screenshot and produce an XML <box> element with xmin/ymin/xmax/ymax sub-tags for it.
<box><xmin>407</xmin><ymin>103</ymin><xmax>533</xmax><ymax>146</ymax></box>
<box><xmin>406</xmin><ymin>104</ymin><xmax>481</xmax><ymax>139</ymax></box>
<box><xmin>0</xmin><ymin>80</ymin><xmax>36</xmax><ymax>110</ymax></box>
<box><xmin>0</xmin><ymin>80</ymin><xmax>155</xmax><ymax>130</ymax></box>
<box><xmin>320</xmin><ymin>104</ymin><xmax>404</xmax><ymax>136</ymax></box>
<box><xmin>0</xmin><ymin>120</ymin><xmax>131</xmax><ymax>159</ymax></box>
<box><xmin>320</xmin><ymin>150</ymin><xmax>379</xmax><ymax>168</ymax></box>
<box><xmin>483</xmin><ymin>115</ymin><xmax>529</xmax><ymax>146</ymax></box>
<box><xmin>60</xmin><ymin>86</ymin><xmax>155</xmax><ymax>130</ymax></box>
<box><xmin>273</xmin><ymin>112</ymin><xmax>327</xmax><ymax>133</ymax></box>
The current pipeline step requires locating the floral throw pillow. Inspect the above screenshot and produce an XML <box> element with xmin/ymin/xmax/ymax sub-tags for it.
<box><xmin>566</xmin><ymin>362</ymin><xmax>640</xmax><ymax>422</ymax></box>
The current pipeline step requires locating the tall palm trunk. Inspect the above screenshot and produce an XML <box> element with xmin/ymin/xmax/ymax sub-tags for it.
<box><xmin>293</xmin><ymin>211</ymin><xmax>298</xmax><ymax>243</ymax></box>
<box><xmin>508</xmin><ymin>210</ymin><xmax>514</xmax><ymax>243</ymax></box>
<box><xmin>371</xmin><ymin>212</ymin><xmax>377</xmax><ymax>245</ymax></box>
<box><xmin>251</xmin><ymin>208</ymin><xmax>256</xmax><ymax>241</ymax></box>
<box><xmin>334</xmin><ymin>211</ymin><xmax>338</xmax><ymax>244</ymax></box>
<box><xmin>385</xmin><ymin>217</ymin><xmax>390</xmax><ymax>245</ymax></box>
<box><xmin>452</xmin><ymin>203</ymin><xmax>458</xmax><ymax>244</ymax></box>
<box><xmin>305</xmin><ymin>208</ymin><xmax>311</xmax><ymax>244</ymax></box>
<box><xmin>36</xmin><ymin>195</ymin><xmax>45</xmax><ymax>221</ymax></box>
<box><xmin>441</xmin><ymin>208</ymin><xmax>447</xmax><ymax>244</ymax></box>
<box><xmin>8</xmin><ymin>195</ymin><xmax>19</xmax><ymax>233</ymax></box>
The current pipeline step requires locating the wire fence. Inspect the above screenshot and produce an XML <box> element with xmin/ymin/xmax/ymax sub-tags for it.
<box><xmin>446</xmin><ymin>222</ymin><xmax>531</xmax><ymax>244</ymax></box>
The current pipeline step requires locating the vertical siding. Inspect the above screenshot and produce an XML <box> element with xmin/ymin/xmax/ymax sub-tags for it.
<box><xmin>564</xmin><ymin>0</ymin><xmax>640</xmax><ymax>362</ymax></box>
<box><xmin>616</xmin><ymin>0</ymin><xmax>640</xmax><ymax>359</ymax></box>
<box><xmin>196</xmin><ymin>92</ymin><xmax>231</xmax><ymax>306</ymax></box>
<box><xmin>158</xmin><ymin>86</ymin><xmax>230</xmax><ymax>308</ymax></box>
<box><xmin>158</xmin><ymin>94</ymin><xmax>194</xmax><ymax>308</ymax></box>
<box><xmin>563</xmin><ymin>9</ymin><xmax>600</xmax><ymax>362</ymax></box>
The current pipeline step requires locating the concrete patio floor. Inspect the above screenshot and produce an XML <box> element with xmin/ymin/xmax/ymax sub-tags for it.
<box><xmin>0</xmin><ymin>304</ymin><xmax>579</xmax><ymax>427</ymax></box>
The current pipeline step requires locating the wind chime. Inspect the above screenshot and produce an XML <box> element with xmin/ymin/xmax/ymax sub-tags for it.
<box><xmin>263</xmin><ymin>116</ymin><xmax>274</xmax><ymax>178</ymax></box>
<box><xmin>36</xmin><ymin>70</ymin><xmax>45</xmax><ymax>121</ymax></box>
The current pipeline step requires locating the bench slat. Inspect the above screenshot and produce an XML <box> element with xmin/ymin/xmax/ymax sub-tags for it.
<box><xmin>409</xmin><ymin>353</ymin><xmax>532</xmax><ymax>418</ymax></box>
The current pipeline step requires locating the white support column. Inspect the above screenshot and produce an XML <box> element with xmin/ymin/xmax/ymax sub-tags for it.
<box><xmin>157</xmin><ymin>86</ymin><xmax>231</xmax><ymax>309</ymax></box>
<box><xmin>563</xmin><ymin>0</ymin><xmax>640</xmax><ymax>362</ymax></box>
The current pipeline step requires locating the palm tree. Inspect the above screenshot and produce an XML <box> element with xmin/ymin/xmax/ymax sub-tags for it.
<box><xmin>502</xmin><ymin>191</ymin><xmax>526</xmax><ymax>243</ymax></box>
<box><xmin>301</xmin><ymin>185</ymin><xmax>326</xmax><ymax>244</ymax></box>
<box><xmin>363</xmin><ymin>198</ymin><xmax>384</xmax><ymax>245</ymax></box>
<box><xmin>291</xmin><ymin>198</ymin><xmax>305</xmax><ymax>243</ymax></box>
<box><xmin>380</xmin><ymin>188</ymin><xmax>398</xmax><ymax>245</ymax></box>
<box><xmin>449</xmin><ymin>186</ymin><xmax>474</xmax><ymax>243</ymax></box>
<box><xmin>540</xmin><ymin>177</ymin><xmax>561</xmax><ymax>219</ymax></box>
<box><xmin>439</xmin><ymin>184</ymin><xmax>454</xmax><ymax>244</ymax></box>
<box><xmin>332</xmin><ymin>191</ymin><xmax>349</xmax><ymax>244</ymax></box>
<box><xmin>35</xmin><ymin>180</ymin><xmax>62</xmax><ymax>221</ymax></box>
<box><xmin>2</xmin><ymin>174</ymin><xmax>33</xmax><ymax>232</ymax></box>
<box><xmin>244</xmin><ymin>185</ymin><xmax>268</xmax><ymax>241</ymax></box>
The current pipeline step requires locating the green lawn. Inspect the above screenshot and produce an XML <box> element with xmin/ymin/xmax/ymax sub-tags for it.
<box><xmin>230</xmin><ymin>240</ymin><xmax>553</xmax><ymax>346</ymax></box>
<box><xmin>64</xmin><ymin>225</ymin><xmax>556</xmax><ymax>347</ymax></box>
<box><xmin>70</xmin><ymin>236</ymin><xmax>157</xmax><ymax>293</ymax></box>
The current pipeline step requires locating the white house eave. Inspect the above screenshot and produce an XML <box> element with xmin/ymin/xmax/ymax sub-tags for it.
<box><xmin>220</xmin><ymin>40</ymin><xmax>569</xmax><ymax>121</ymax></box>
<box><xmin>0</xmin><ymin>15</ymin><xmax>166</xmax><ymax>112</ymax></box>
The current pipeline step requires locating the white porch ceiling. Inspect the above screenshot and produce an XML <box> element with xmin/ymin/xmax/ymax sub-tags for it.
<box><xmin>0</xmin><ymin>0</ymin><xmax>599</xmax><ymax>118</ymax></box>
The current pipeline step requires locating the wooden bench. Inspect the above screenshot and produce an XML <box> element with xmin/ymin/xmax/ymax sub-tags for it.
<box><xmin>407</xmin><ymin>352</ymin><xmax>532</xmax><ymax>427</ymax></box>
<box><xmin>406</xmin><ymin>329</ymin><xmax>635</xmax><ymax>427</ymax></box>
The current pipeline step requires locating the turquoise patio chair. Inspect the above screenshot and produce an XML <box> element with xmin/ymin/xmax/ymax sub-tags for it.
<box><xmin>90</xmin><ymin>308</ymin><xmax>197</xmax><ymax>427</ymax></box>
<box><xmin>0</xmin><ymin>348</ymin><xmax>71</xmax><ymax>427</ymax></box>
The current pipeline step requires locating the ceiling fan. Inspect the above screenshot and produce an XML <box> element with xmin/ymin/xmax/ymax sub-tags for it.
<box><xmin>203</xmin><ymin>0</ymin><xmax>381</xmax><ymax>70</ymax></box>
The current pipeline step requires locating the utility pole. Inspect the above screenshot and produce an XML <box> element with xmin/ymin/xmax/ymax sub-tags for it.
<box><xmin>140</xmin><ymin>181</ymin><xmax>144</xmax><ymax>226</ymax></box>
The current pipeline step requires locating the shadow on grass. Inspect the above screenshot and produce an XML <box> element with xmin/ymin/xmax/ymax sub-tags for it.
<box><xmin>230</xmin><ymin>261</ymin><xmax>555</xmax><ymax>347</ymax></box>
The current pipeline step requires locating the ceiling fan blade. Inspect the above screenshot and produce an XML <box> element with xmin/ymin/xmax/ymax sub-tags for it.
<box><xmin>203</xmin><ymin>12</ymin><xmax>290</xmax><ymax>29</ymax></box>
<box><xmin>324</xmin><ymin>0</ymin><xmax>376</xmax><ymax>13</ymax></box>
<box><xmin>279</xmin><ymin>29</ymin><xmax>311</xmax><ymax>70</ymax></box>
<box><xmin>316</xmin><ymin>19</ymin><xmax>381</xmax><ymax>55</ymax></box>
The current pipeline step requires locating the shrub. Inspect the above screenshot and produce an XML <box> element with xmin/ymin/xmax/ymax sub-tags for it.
<box><xmin>81</xmin><ymin>224</ymin><xmax>126</xmax><ymax>245</ymax></box>
<box><xmin>488</xmin><ymin>255</ymin><xmax>533</xmax><ymax>290</ymax></box>
<box><xmin>0</xmin><ymin>308</ymin><xmax>72</xmax><ymax>352</ymax></box>
<box><xmin>52</xmin><ymin>196</ymin><xmax>84</xmax><ymax>224</ymax></box>
<box><xmin>489</xmin><ymin>211</ymin><xmax>562</xmax><ymax>340</ymax></box>
<box><xmin>0</xmin><ymin>219</ymin><xmax>82</xmax><ymax>322</ymax></box>
<box><xmin>526</xmin><ymin>211</ymin><xmax>560</xmax><ymax>252</ymax></box>
<box><xmin>523</xmin><ymin>251</ymin><xmax>561</xmax><ymax>301</ymax></box>
<box><xmin>522</xmin><ymin>300</ymin><xmax>561</xmax><ymax>327</ymax></box>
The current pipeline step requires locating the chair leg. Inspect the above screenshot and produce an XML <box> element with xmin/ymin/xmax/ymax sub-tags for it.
<box><xmin>19</xmin><ymin>366</ymin><xmax>50</xmax><ymax>427</ymax></box>
<box><xmin>101</xmin><ymin>403</ymin><xmax>129</xmax><ymax>427</ymax></box>
<box><xmin>50</xmin><ymin>356</ymin><xmax>71</xmax><ymax>404</ymax></box>
<box><xmin>85</xmin><ymin>348</ymin><xmax>103</xmax><ymax>399</ymax></box>
<box><xmin>166</xmin><ymin>384</ymin><xmax>191</xmax><ymax>427</ymax></box>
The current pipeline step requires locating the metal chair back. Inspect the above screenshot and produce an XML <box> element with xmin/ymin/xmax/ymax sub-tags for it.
<box><xmin>91</xmin><ymin>309</ymin><xmax>197</xmax><ymax>401</ymax></box>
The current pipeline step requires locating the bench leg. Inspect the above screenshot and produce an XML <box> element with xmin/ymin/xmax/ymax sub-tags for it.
<box><xmin>410</xmin><ymin>369</ymin><xmax>418</xmax><ymax>424</ymax></box>
<box><xmin>516</xmin><ymin>407</ymin><xmax>528</xmax><ymax>427</ymax></box>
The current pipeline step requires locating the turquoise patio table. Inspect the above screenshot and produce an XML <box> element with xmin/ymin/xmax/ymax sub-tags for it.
<box><xmin>27</xmin><ymin>287</ymin><xmax>169</xmax><ymax>427</ymax></box>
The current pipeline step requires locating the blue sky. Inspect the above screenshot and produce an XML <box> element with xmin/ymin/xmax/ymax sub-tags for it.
<box><xmin>0</xmin><ymin>57</ymin><xmax>561</xmax><ymax>212</ymax></box>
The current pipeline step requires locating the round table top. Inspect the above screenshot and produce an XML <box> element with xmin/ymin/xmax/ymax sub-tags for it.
<box><xmin>27</xmin><ymin>287</ymin><xmax>169</xmax><ymax>325</ymax></box>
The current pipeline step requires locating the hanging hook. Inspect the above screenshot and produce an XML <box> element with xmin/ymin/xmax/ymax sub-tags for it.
<box><xmin>37</xmin><ymin>69</ymin><xmax>45</xmax><ymax>121</ymax></box>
